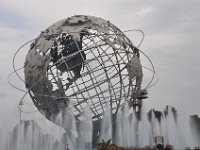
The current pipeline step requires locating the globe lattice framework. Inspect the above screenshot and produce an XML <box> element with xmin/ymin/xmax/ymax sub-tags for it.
<box><xmin>24</xmin><ymin>15</ymin><xmax>144</xmax><ymax>121</ymax></box>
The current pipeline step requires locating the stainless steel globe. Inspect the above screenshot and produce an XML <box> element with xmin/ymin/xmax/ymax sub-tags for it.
<box><xmin>24</xmin><ymin>15</ymin><xmax>144</xmax><ymax>121</ymax></box>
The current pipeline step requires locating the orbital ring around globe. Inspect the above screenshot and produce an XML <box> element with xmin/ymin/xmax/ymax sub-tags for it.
<box><xmin>8</xmin><ymin>15</ymin><xmax>158</xmax><ymax>123</ymax></box>
<box><xmin>9</xmin><ymin>29</ymin><xmax>157</xmax><ymax>117</ymax></box>
<box><xmin>9</xmin><ymin>34</ymin><xmax>157</xmax><ymax>115</ymax></box>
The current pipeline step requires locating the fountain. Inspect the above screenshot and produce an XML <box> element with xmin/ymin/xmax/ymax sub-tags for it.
<box><xmin>1</xmin><ymin>105</ymin><xmax>200</xmax><ymax>150</ymax></box>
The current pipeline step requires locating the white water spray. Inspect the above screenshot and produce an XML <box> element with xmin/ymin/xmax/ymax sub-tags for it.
<box><xmin>0</xmin><ymin>105</ymin><xmax>199</xmax><ymax>150</ymax></box>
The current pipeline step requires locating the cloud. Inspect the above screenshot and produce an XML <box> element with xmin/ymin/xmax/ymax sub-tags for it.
<box><xmin>0</xmin><ymin>8</ymin><xmax>28</xmax><ymax>29</ymax></box>
<box><xmin>0</xmin><ymin>0</ymin><xmax>111</xmax><ymax>30</ymax></box>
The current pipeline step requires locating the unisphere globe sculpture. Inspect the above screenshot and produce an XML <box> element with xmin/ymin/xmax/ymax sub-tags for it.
<box><xmin>24</xmin><ymin>15</ymin><xmax>146</xmax><ymax>122</ymax></box>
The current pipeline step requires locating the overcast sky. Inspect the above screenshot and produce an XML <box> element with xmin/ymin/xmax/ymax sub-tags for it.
<box><xmin>0</xmin><ymin>0</ymin><xmax>200</xmax><ymax>129</ymax></box>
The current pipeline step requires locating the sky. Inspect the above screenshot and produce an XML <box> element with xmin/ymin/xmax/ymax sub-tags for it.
<box><xmin>0</xmin><ymin>0</ymin><xmax>200</xmax><ymax>129</ymax></box>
